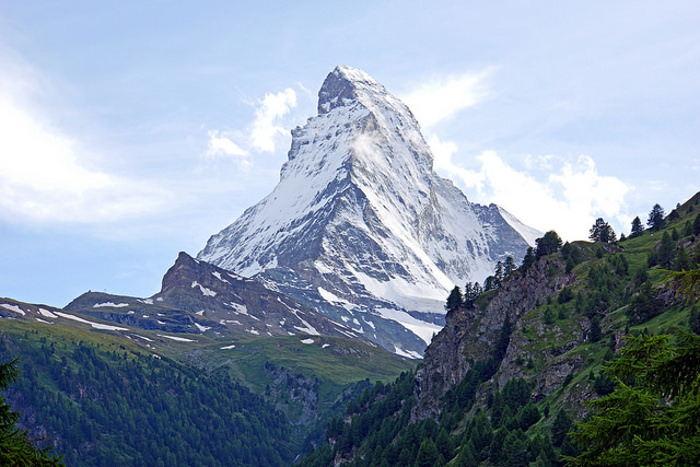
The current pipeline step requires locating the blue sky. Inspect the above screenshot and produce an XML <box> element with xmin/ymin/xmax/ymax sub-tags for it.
<box><xmin>1</xmin><ymin>1</ymin><xmax>698</xmax><ymax>307</ymax></box>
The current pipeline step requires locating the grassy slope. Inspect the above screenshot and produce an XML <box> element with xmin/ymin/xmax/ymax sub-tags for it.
<box><xmin>481</xmin><ymin>193</ymin><xmax>700</xmax><ymax>443</ymax></box>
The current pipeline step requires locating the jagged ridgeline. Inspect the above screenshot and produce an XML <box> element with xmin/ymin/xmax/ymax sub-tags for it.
<box><xmin>298</xmin><ymin>191</ymin><xmax>700</xmax><ymax>466</ymax></box>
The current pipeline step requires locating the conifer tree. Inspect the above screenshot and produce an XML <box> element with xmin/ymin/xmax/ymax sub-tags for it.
<box><xmin>630</xmin><ymin>216</ymin><xmax>644</xmax><ymax>238</ymax></box>
<box><xmin>647</xmin><ymin>203</ymin><xmax>665</xmax><ymax>231</ymax></box>
<box><xmin>589</xmin><ymin>218</ymin><xmax>616</xmax><ymax>243</ymax></box>
<box><xmin>570</xmin><ymin>333</ymin><xmax>700</xmax><ymax>465</ymax></box>
<box><xmin>445</xmin><ymin>286</ymin><xmax>463</xmax><ymax>312</ymax></box>
<box><xmin>535</xmin><ymin>231</ymin><xmax>563</xmax><ymax>259</ymax></box>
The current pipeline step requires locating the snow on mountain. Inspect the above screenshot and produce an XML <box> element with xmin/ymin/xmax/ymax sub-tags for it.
<box><xmin>198</xmin><ymin>65</ymin><xmax>536</xmax><ymax>356</ymax></box>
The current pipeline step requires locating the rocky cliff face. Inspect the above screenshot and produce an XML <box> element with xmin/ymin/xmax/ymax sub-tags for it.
<box><xmin>66</xmin><ymin>252</ymin><xmax>369</xmax><ymax>343</ymax></box>
<box><xmin>198</xmin><ymin>65</ymin><xmax>537</xmax><ymax>357</ymax></box>
<box><xmin>413</xmin><ymin>255</ymin><xmax>575</xmax><ymax>420</ymax></box>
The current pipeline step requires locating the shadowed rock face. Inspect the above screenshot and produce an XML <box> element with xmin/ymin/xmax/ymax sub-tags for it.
<box><xmin>198</xmin><ymin>65</ymin><xmax>536</xmax><ymax>357</ymax></box>
<box><xmin>413</xmin><ymin>256</ymin><xmax>576</xmax><ymax>421</ymax></box>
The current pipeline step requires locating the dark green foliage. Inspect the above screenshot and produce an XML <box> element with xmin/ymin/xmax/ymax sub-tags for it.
<box><xmin>570</xmin><ymin>333</ymin><xmax>700</xmax><ymax>465</ymax></box>
<box><xmin>445</xmin><ymin>286</ymin><xmax>463</xmax><ymax>312</ymax></box>
<box><xmin>592</xmin><ymin>373</ymin><xmax>615</xmax><ymax>396</ymax></box>
<box><xmin>463</xmin><ymin>282</ymin><xmax>482</xmax><ymax>307</ymax></box>
<box><xmin>630</xmin><ymin>215</ymin><xmax>644</xmax><ymax>238</ymax></box>
<box><xmin>633</xmin><ymin>267</ymin><xmax>648</xmax><ymax>287</ymax></box>
<box><xmin>520</xmin><ymin>247</ymin><xmax>536</xmax><ymax>272</ymax></box>
<box><xmin>626</xmin><ymin>282</ymin><xmax>663</xmax><ymax>325</ymax></box>
<box><xmin>0</xmin><ymin>359</ymin><xmax>63</xmax><ymax>466</ymax></box>
<box><xmin>589</xmin><ymin>218</ymin><xmax>616</xmax><ymax>243</ymax></box>
<box><xmin>674</xmin><ymin>246</ymin><xmax>691</xmax><ymax>271</ymax></box>
<box><xmin>483</xmin><ymin>275</ymin><xmax>496</xmax><ymax>292</ymax></box>
<box><xmin>543</xmin><ymin>307</ymin><xmax>555</xmax><ymax>325</ymax></box>
<box><xmin>685</xmin><ymin>220</ymin><xmax>693</xmax><ymax>237</ymax></box>
<box><xmin>694</xmin><ymin>213</ymin><xmax>700</xmax><ymax>235</ymax></box>
<box><xmin>647</xmin><ymin>203</ymin><xmax>665</xmax><ymax>231</ymax></box>
<box><xmin>608</xmin><ymin>254</ymin><xmax>629</xmax><ymax>277</ymax></box>
<box><xmin>551</xmin><ymin>409</ymin><xmax>572</xmax><ymax>447</ymax></box>
<box><xmin>2</xmin><ymin>339</ymin><xmax>291</xmax><ymax>466</ymax></box>
<box><xmin>557</xmin><ymin>287</ymin><xmax>574</xmax><ymax>304</ymax></box>
<box><xmin>307</xmin><ymin>371</ymin><xmax>417</xmax><ymax>466</ymax></box>
<box><xmin>503</xmin><ymin>429</ymin><xmax>529</xmax><ymax>466</ymax></box>
<box><xmin>518</xmin><ymin>401</ymin><xmax>540</xmax><ymax>430</ymax></box>
<box><xmin>414</xmin><ymin>438</ymin><xmax>440</xmax><ymax>467</ymax></box>
<box><xmin>561</xmin><ymin>242</ymin><xmax>582</xmax><ymax>272</ymax></box>
<box><xmin>589</xmin><ymin>316</ymin><xmax>602</xmax><ymax>343</ymax></box>
<box><xmin>536</xmin><ymin>231</ymin><xmax>563</xmax><ymax>259</ymax></box>
<box><xmin>648</xmin><ymin>231</ymin><xmax>676</xmax><ymax>268</ymax></box>
<box><xmin>503</xmin><ymin>256</ymin><xmax>516</xmax><ymax>279</ymax></box>
<box><xmin>691</xmin><ymin>305</ymin><xmax>700</xmax><ymax>334</ymax></box>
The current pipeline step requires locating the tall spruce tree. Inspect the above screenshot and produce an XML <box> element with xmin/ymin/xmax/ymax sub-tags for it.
<box><xmin>647</xmin><ymin>204</ymin><xmax>665</xmax><ymax>231</ymax></box>
<box><xmin>445</xmin><ymin>286</ymin><xmax>463</xmax><ymax>312</ymax></box>
<box><xmin>589</xmin><ymin>218</ymin><xmax>616</xmax><ymax>243</ymax></box>
<box><xmin>630</xmin><ymin>216</ymin><xmax>644</xmax><ymax>238</ymax></box>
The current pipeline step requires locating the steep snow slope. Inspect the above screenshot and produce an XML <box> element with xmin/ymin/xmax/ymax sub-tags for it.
<box><xmin>199</xmin><ymin>66</ymin><xmax>536</xmax><ymax>356</ymax></box>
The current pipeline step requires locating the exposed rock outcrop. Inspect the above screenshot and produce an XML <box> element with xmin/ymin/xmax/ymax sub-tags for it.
<box><xmin>413</xmin><ymin>256</ymin><xmax>575</xmax><ymax>420</ymax></box>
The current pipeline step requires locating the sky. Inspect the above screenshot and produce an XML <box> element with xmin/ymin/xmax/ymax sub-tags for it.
<box><xmin>1</xmin><ymin>1</ymin><xmax>698</xmax><ymax>307</ymax></box>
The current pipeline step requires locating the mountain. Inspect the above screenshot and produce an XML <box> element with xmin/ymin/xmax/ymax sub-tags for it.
<box><xmin>298</xmin><ymin>191</ymin><xmax>700</xmax><ymax>466</ymax></box>
<box><xmin>198</xmin><ymin>65</ymin><xmax>537</xmax><ymax>357</ymax></box>
<box><xmin>66</xmin><ymin>251</ymin><xmax>367</xmax><ymax>343</ymax></box>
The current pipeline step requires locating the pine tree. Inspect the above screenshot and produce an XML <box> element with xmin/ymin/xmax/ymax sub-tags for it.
<box><xmin>535</xmin><ymin>231</ymin><xmax>563</xmax><ymax>259</ymax></box>
<box><xmin>503</xmin><ymin>256</ymin><xmax>516</xmax><ymax>278</ymax></box>
<box><xmin>630</xmin><ymin>216</ymin><xmax>644</xmax><ymax>238</ymax></box>
<box><xmin>647</xmin><ymin>203</ymin><xmax>665</xmax><ymax>231</ymax></box>
<box><xmin>589</xmin><ymin>218</ymin><xmax>616</xmax><ymax>243</ymax></box>
<box><xmin>414</xmin><ymin>438</ymin><xmax>440</xmax><ymax>467</ymax></box>
<box><xmin>520</xmin><ymin>247</ymin><xmax>535</xmax><ymax>272</ymax></box>
<box><xmin>445</xmin><ymin>286</ymin><xmax>463</xmax><ymax>312</ymax></box>
<box><xmin>551</xmin><ymin>409</ymin><xmax>572</xmax><ymax>447</ymax></box>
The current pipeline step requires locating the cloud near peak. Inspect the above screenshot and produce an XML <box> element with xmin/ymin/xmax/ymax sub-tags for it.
<box><xmin>205</xmin><ymin>88</ymin><xmax>298</xmax><ymax>165</ymax></box>
<box><xmin>401</xmin><ymin>69</ymin><xmax>493</xmax><ymax>129</ymax></box>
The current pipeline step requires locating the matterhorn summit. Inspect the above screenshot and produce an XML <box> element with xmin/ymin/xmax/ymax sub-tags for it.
<box><xmin>198</xmin><ymin>66</ymin><xmax>537</xmax><ymax>357</ymax></box>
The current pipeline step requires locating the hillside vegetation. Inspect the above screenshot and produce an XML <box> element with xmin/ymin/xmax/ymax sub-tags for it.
<box><xmin>0</xmin><ymin>308</ymin><xmax>414</xmax><ymax>465</ymax></box>
<box><xmin>298</xmin><ymin>192</ymin><xmax>700</xmax><ymax>466</ymax></box>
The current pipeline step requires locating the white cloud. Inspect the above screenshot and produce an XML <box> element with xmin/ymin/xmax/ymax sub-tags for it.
<box><xmin>205</xmin><ymin>130</ymin><xmax>249</xmax><ymax>166</ymax></box>
<box><xmin>429</xmin><ymin>140</ymin><xmax>631</xmax><ymax>241</ymax></box>
<box><xmin>401</xmin><ymin>69</ymin><xmax>492</xmax><ymax>128</ymax></box>
<box><xmin>206</xmin><ymin>88</ymin><xmax>298</xmax><ymax>166</ymax></box>
<box><xmin>250</xmin><ymin>88</ymin><xmax>297</xmax><ymax>152</ymax></box>
<box><xmin>0</xmin><ymin>52</ymin><xmax>170</xmax><ymax>225</ymax></box>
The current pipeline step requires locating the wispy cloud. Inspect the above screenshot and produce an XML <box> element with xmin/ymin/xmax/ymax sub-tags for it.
<box><xmin>0</xmin><ymin>53</ymin><xmax>170</xmax><ymax>225</ymax></box>
<box><xmin>401</xmin><ymin>69</ymin><xmax>493</xmax><ymax>128</ymax></box>
<box><xmin>205</xmin><ymin>88</ymin><xmax>298</xmax><ymax>167</ymax></box>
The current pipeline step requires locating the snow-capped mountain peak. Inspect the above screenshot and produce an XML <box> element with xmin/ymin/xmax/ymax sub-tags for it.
<box><xmin>198</xmin><ymin>66</ymin><xmax>537</xmax><ymax>356</ymax></box>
